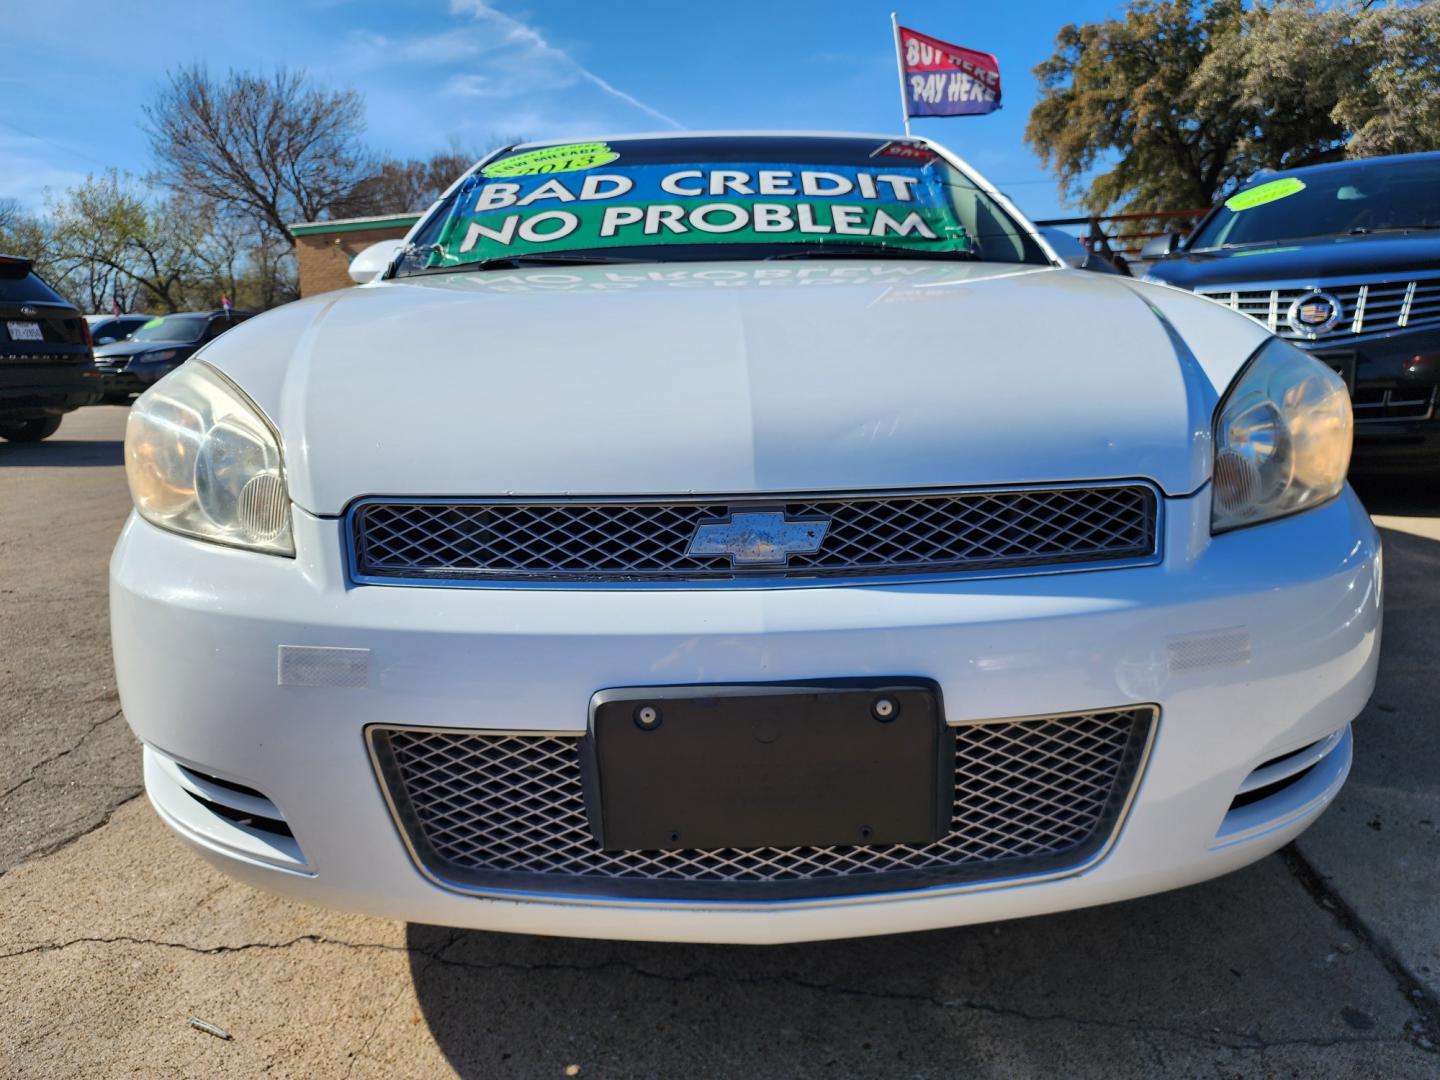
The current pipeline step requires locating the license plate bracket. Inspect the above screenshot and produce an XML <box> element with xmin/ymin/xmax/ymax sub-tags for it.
<box><xmin>584</xmin><ymin>679</ymin><xmax>950</xmax><ymax>852</ymax></box>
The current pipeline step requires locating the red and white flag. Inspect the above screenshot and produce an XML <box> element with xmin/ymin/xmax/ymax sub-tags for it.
<box><xmin>892</xmin><ymin>19</ymin><xmax>1002</xmax><ymax>124</ymax></box>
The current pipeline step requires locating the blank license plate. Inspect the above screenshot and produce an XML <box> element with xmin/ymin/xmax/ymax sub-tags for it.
<box><xmin>585</xmin><ymin>680</ymin><xmax>949</xmax><ymax>851</ymax></box>
<box><xmin>6</xmin><ymin>321</ymin><xmax>43</xmax><ymax>342</ymax></box>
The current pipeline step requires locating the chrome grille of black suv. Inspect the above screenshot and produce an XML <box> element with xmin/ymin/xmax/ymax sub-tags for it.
<box><xmin>349</xmin><ymin>485</ymin><xmax>1158</xmax><ymax>584</ymax></box>
<box><xmin>368</xmin><ymin>708</ymin><xmax>1156</xmax><ymax>901</ymax></box>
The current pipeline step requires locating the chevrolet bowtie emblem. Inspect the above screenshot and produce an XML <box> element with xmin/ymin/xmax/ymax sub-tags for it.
<box><xmin>686</xmin><ymin>511</ymin><xmax>830</xmax><ymax>567</ymax></box>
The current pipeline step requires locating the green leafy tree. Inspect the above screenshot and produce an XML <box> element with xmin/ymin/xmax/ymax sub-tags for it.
<box><xmin>47</xmin><ymin>171</ymin><xmax>210</xmax><ymax>312</ymax></box>
<box><xmin>1027</xmin><ymin>1</ymin><xmax>1440</xmax><ymax>214</ymax></box>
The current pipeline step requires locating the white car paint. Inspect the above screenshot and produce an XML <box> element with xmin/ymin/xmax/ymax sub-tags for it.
<box><xmin>209</xmin><ymin>261</ymin><xmax>1267</xmax><ymax>510</ymax></box>
<box><xmin>112</xmin><ymin>133</ymin><xmax>1380</xmax><ymax>943</ymax></box>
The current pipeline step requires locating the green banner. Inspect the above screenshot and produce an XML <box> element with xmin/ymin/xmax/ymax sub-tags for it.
<box><xmin>431</xmin><ymin>198</ymin><xmax>969</xmax><ymax>267</ymax></box>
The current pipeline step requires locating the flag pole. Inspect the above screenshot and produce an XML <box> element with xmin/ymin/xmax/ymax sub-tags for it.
<box><xmin>890</xmin><ymin>12</ymin><xmax>911</xmax><ymax>137</ymax></box>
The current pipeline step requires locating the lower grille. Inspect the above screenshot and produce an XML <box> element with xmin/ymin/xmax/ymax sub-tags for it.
<box><xmin>349</xmin><ymin>484</ymin><xmax>1158</xmax><ymax>585</ymax></box>
<box><xmin>1353</xmin><ymin>385</ymin><xmax>1437</xmax><ymax>422</ymax></box>
<box><xmin>368</xmin><ymin>707</ymin><xmax>1156</xmax><ymax>901</ymax></box>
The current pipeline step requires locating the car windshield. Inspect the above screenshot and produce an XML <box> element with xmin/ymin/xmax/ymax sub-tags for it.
<box><xmin>392</xmin><ymin>135</ymin><xmax>1048</xmax><ymax>277</ymax></box>
<box><xmin>131</xmin><ymin>314</ymin><xmax>207</xmax><ymax>342</ymax></box>
<box><xmin>1190</xmin><ymin>157</ymin><xmax>1440</xmax><ymax>249</ymax></box>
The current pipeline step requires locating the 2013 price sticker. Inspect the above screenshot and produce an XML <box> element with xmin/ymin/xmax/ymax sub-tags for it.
<box><xmin>483</xmin><ymin>143</ymin><xmax>621</xmax><ymax>178</ymax></box>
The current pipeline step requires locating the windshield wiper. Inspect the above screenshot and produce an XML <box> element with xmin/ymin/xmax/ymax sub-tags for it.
<box><xmin>765</xmin><ymin>245</ymin><xmax>980</xmax><ymax>262</ymax></box>
<box><xmin>1348</xmin><ymin>224</ymin><xmax>1440</xmax><ymax>235</ymax></box>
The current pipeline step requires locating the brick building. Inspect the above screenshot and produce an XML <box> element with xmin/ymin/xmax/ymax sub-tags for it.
<box><xmin>289</xmin><ymin>213</ymin><xmax>421</xmax><ymax>297</ymax></box>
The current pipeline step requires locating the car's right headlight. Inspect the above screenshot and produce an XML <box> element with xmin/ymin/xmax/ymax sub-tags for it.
<box><xmin>124</xmin><ymin>362</ymin><xmax>294</xmax><ymax>555</ymax></box>
<box><xmin>1211</xmin><ymin>338</ymin><xmax>1353</xmax><ymax>533</ymax></box>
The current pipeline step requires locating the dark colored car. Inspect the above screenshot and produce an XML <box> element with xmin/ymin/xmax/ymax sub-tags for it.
<box><xmin>92</xmin><ymin>309</ymin><xmax>254</xmax><ymax>403</ymax></box>
<box><xmin>85</xmin><ymin>313</ymin><xmax>153</xmax><ymax>346</ymax></box>
<box><xmin>1143</xmin><ymin>151</ymin><xmax>1440</xmax><ymax>470</ymax></box>
<box><xmin>0</xmin><ymin>254</ymin><xmax>100</xmax><ymax>443</ymax></box>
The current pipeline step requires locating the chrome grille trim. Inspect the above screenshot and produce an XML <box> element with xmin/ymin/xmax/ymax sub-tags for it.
<box><xmin>1352</xmin><ymin>385</ymin><xmax>1438</xmax><ymax>421</ymax></box>
<box><xmin>347</xmin><ymin>483</ymin><xmax>1160</xmax><ymax>588</ymax></box>
<box><xmin>366</xmin><ymin>706</ymin><xmax>1158</xmax><ymax>906</ymax></box>
<box><xmin>1196</xmin><ymin>269</ymin><xmax>1440</xmax><ymax>344</ymax></box>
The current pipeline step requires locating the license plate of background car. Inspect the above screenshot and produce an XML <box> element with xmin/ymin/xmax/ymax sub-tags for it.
<box><xmin>5</xmin><ymin>321</ymin><xmax>43</xmax><ymax>342</ymax></box>
<box><xmin>1316</xmin><ymin>350</ymin><xmax>1357</xmax><ymax>394</ymax></box>
<box><xmin>584</xmin><ymin>680</ymin><xmax>950</xmax><ymax>852</ymax></box>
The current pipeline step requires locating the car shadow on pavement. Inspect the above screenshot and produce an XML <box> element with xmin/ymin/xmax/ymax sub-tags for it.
<box><xmin>404</xmin><ymin>847</ymin><xmax>1432</xmax><ymax>1076</ymax></box>
<box><xmin>0</xmin><ymin>439</ymin><xmax>124</xmax><ymax>467</ymax></box>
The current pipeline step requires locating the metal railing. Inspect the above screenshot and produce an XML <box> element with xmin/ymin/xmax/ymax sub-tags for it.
<box><xmin>1033</xmin><ymin>208</ymin><xmax>1209</xmax><ymax>268</ymax></box>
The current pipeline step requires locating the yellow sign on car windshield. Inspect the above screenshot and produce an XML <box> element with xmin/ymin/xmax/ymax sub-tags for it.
<box><xmin>1225</xmin><ymin>177</ymin><xmax>1306</xmax><ymax>213</ymax></box>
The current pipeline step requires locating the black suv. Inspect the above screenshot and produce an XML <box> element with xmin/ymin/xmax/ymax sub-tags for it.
<box><xmin>92</xmin><ymin>309</ymin><xmax>254</xmax><ymax>403</ymax></box>
<box><xmin>1144</xmin><ymin>152</ymin><xmax>1440</xmax><ymax>470</ymax></box>
<box><xmin>0</xmin><ymin>255</ymin><xmax>100</xmax><ymax>442</ymax></box>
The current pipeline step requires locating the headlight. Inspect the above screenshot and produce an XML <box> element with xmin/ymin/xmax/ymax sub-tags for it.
<box><xmin>1211</xmin><ymin>338</ymin><xmax>1352</xmax><ymax>533</ymax></box>
<box><xmin>125</xmin><ymin>362</ymin><xmax>293</xmax><ymax>555</ymax></box>
<box><xmin>134</xmin><ymin>349</ymin><xmax>179</xmax><ymax>364</ymax></box>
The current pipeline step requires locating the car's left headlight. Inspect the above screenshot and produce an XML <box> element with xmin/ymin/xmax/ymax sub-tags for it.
<box><xmin>1211</xmin><ymin>338</ymin><xmax>1352</xmax><ymax>533</ymax></box>
<box><xmin>124</xmin><ymin>362</ymin><xmax>293</xmax><ymax>555</ymax></box>
<box><xmin>133</xmin><ymin>349</ymin><xmax>179</xmax><ymax>364</ymax></box>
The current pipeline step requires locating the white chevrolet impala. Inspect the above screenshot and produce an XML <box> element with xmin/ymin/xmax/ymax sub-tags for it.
<box><xmin>112</xmin><ymin>133</ymin><xmax>1380</xmax><ymax>944</ymax></box>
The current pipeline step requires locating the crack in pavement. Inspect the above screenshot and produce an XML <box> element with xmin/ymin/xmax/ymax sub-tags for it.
<box><xmin>0</xmin><ymin>789</ymin><xmax>144</xmax><ymax>880</ymax></box>
<box><xmin>344</xmin><ymin>929</ymin><xmax>461</xmax><ymax>1079</ymax></box>
<box><xmin>0</xmin><ymin>708</ymin><xmax>125</xmax><ymax>801</ymax></box>
<box><xmin>0</xmin><ymin>930</ymin><xmax>1421</xmax><ymax>1056</ymax></box>
<box><xmin>1282</xmin><ymin>841</ymin><xmax>1440</xmax><ymax>1054</ymax></box>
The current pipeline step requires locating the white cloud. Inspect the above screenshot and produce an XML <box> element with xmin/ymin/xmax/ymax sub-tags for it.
<box><xmin>447</xmin><ymin>0</ymin><xmax>683</xmax><ymax>129</ymax></box>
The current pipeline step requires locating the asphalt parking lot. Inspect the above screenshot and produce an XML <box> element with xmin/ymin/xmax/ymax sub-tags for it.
<box><xmin>2</xmin><ymin>405</ymin><xmax>1438</xmax><ymax>1078</ymax></box>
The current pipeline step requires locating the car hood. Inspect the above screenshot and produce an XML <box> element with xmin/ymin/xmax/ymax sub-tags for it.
<box><xmin>1146</xmin><ymin>231</ymin><xmax>1440</xmax><ymax>290</ymax></box>
<box><xmin>95</xmin><ymin>338</ymin><xmax>189</xmax><ymax>358</ymax></box>
<box><xmin>201</xmin><ymin>261</ymin><xmax>1271</xmax><ymax>514</ymax></box>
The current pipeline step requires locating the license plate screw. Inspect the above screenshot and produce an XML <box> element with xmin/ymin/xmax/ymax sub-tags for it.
<box><xmin>634</xmin><ymin>704</ymin><xmax>662</xmax><ymax>730</ymax></box>
<box><xmin>872</xmin><ymin>697</ymin><xmax>898</xmax><ymax>722</ymax></box>
<box><xmin>859</xmin><ymin>825</ymin><xmax>874</xmax><ymax>841</ymax></box>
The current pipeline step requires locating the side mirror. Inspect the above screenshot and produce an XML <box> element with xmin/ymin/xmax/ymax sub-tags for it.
<box><xmin>348</xmin><ymin>239</ymin><xmax>405</xmax><ymax>285</ymax></box>
<box><xmin>1140</xmin><ymin>232</ymin><xmax>1181</xmax><ymax>261</ymax></box>
<box><xmin>1037</xmin><ymin>226</ymin><xmax>1089</xmax><ymax>269</ymax></box>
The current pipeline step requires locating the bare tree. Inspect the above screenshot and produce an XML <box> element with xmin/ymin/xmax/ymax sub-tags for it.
<box><xmin>144</xmin><ymin>66</ymin><xmax>375</xmax><ymax>240</ymax></box>
<box><xmin>346</xmin><ymin>138</ymin><xmax>522</xmax><ymax>216</ymax></box>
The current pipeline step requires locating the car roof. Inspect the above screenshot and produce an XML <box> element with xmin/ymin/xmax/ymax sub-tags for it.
<box><xmin>1240</xmin><ymin>150</ymin><xmax>1440</xmax><ymax>188</ymax></box>
<box><xmin>505</xmin><ymin>130</ymin><xmax>913</xmax><ymax>152</ymax></box>
<box><xmin>147</xmin><ymin>309</ymin><xmax>256</xmax><ymax>319</ymax></box>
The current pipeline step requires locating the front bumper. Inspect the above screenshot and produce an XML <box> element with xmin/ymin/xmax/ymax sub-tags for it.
<box><xmin>94</xmin><ymin>362</ymin><xmax>174</xmax><ymax>398</ymax></box>
<box><xmin>111</xmin><ymin>486</ymin><xmax>1381</xmax><ymax>943</ymax></box>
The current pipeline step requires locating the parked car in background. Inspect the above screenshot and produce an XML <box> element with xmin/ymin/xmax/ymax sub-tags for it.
<box><xmin>92</xmin><ymin>309</ymin><xmax>253</xmax><ymax>403</ymax></box>
<box><xmin>1143</xmin><ymin>151</ymin><xmax>1440</xmax><ymax>470</ymax></box>
<box><xmin>85</xmin><ymin>313</ymin><xmax>152</xmax><ymax>346</ymax></box>
<box><xmin>0</xmin><ymin>254</ymin><xmax>100</xmax><ymax>442</ymax></box>
<box><xmin>113</xmin><ymin>133</ymin><xmax>1378</xmax><ymax>944</ymax></box>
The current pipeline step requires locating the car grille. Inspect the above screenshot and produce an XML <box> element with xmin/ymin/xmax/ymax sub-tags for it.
<box><xmin>349</xmin><ymin>485</ymin><xmax>1158</xmax><ymax>584</ymax></box>
<box><xmin>367</xmin><ymin>707</ymin><xmax>1156</xmax><ymax>901</ymax></box>
<box><xmin>1196</xmin><ymin>272</ymin><xmax>1440</xmax><ymax>344</ymax></box>
<box><xmin>1352</xmin><ymin>385</ymin><xmax>1437</xmax><ymax>422</ymax></box>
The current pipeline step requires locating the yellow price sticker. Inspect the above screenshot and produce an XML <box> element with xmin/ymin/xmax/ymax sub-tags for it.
<box><xmin>482</xmin><ymin>143</ymin><xmax>620</xmax><ymax>178</ymax></box>
<box><xmin>1225</xmin><ymin>177</ymin><xmax>1306</xmax><ymax>212</ymax></box>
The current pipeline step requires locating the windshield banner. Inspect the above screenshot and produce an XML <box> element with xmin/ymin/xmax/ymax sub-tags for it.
<box><xmin>427</xmin><ymin>161</ymin><xmax>972</xmax><ymax>267</ymax></box>
<box><xmin>897</xmin><ymin>26</ymin><xmax>1001</xmax><ymax>117</ymax></box>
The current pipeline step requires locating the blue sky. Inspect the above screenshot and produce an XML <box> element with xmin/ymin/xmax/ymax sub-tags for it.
<box><xmin>1</xmin><ymin>0</ymin><xmax>1123</xmax><ymax>221</ymax></box>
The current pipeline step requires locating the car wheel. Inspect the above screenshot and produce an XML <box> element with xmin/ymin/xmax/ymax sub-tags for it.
<box><xmin>0</xmin><ymin>416</ymin><xmax>63</xmax><ymax>443</ymax></box>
